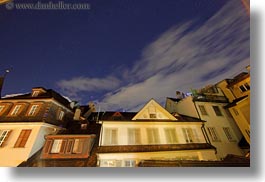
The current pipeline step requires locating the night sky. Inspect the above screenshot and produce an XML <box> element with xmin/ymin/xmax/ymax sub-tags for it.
<box><xmin>0</xmin><ymin>0</ymin><xmax>249</xmax><ymax>111</ymax></box>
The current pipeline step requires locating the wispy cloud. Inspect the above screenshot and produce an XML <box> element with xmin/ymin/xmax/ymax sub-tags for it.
<box><xmin>57</xmin><ymin>76</ymin><xmax>121</xmax><ymax>99</ymax></box>
<box><xmin>57</xmin><ymin>0</ymin><xmax>249</xmax><ymax>111</ymax></box>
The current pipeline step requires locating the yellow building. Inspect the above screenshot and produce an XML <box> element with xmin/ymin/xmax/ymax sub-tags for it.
<box><xmin>217</xmin><ymin>65</ymin><xmax>250</xmax><ymax>145</ymax></box>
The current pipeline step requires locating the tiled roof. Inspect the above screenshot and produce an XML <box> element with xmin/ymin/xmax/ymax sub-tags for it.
<box><xmin>97</xmin><ymin>143</ymin><xmax>216</xmax><ymax>153</ymax></box>
<box><xmin>167</xmin><ymin>97</ymin><xmax>181</xmax><ymax>102</ymax></box>
<box><xmin>1</xmin><ymin>88</ymin><xmax>71</xmax><ymax>109</ymax></box>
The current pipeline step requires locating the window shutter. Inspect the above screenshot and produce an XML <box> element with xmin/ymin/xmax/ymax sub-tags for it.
<box><xmin>14</xmin><ymin>129</ymin><xmax>32</xmax><ymax>148</ymax></box>
<box><xmin>43</xmin><ymin>140</ymin><xmax>53</xmax><ymax>154</ymax></box>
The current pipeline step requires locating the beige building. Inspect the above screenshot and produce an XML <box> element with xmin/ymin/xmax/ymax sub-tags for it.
<box><xmin>97</xmin><ymin>99</ymin><xmax>217</xmax><ymax>167</ymax></box>
<box><xmin>0</xmin><ymin>87</ymin><xmax>74</xmax><ymax>166</ymax></box>
<box><xmin>166</xmin><ymin>86</ymin><xmax>244</xmax><ymax>160</ymax></box>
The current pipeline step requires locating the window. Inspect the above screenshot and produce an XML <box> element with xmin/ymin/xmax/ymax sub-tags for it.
<box><xmin>182</xmin><ymin>128</ymin><xmax>199</xmax><ymax>143</ymax></box>
<box><xmin>100</xmin><ymin>160</ymin><xmax>122</xmax><ymax>167</ymax></box>
<box><xmin>164</xmin><ymin>128</ymin><xmax>178</xmax><ymax>144</ymax></box>
<box><xmin>149</xmin><ymin>114</ymin><xmax>157</xmax><ymax>118</ymax></box>
<box><xmin>239</xmin><ymin>83</ymin><xmax>250</xmax><ymax>92</ymax></box>
<box><xmin>72</xmin><ymin>139</ymin><xmax>84</xmax><ymax>153</ymax></box>
<box><xmin>28</xmin><ymin>105</ymin><xmax>39</xmax><ymax>116</ymax></box>
<box><xmin>223</xmin><ymin>127</ymin><xmax>235</xmax><ymax>142</ymax></box>
<box><xmin>58</xmin><ymin>110</ymin><xmax>64</xmax><ymax>120</ymax></box>
<box><xmin>146</xmin><ymin>128</ymin><xmax>160</xmax><ymax>144</ymax></box>
<box><xmin>128</xmin><ymin>128</ymin><xmax>141</xmax><ymax>145</ymax></box>
<box><xmin>10</xmin><ymin>105</ymin><xmax>22</xmax><ymax>116</ymax></box>
<box><xmin>212</xmin><ymin>106</ymin><xmax>223</xmax><ymax>116</ymax></box>
<box><xmin>207</xmin><ymin>127</ymin><xmax>221</xmax><ymax>142</ymax></box>
<box><xmin>50</xmin><ymin>139</ymin><xmax>63</xmax><ymax>153</ymax></box>
<box><xmin>32</xmin><ymin>91</ymin><xmax>39</xmax><ymax>97</ymax></box>
<box><xmin>124</xmin><ymin>160</ymin><xmax>136</xmax><ymax>167</ymax></box>
<box><xmin>0</xmin><ymin>105</ymin><xmax>5</xmax><ymax>114</ymax></box>
<box><xmin>0</xmin><ymin>130</ymin><xmax>11</xmax><ymax>147</ymax></box>
<box><xmin>198</xmin><ymin>105</ymin><xmax>208</xmax><ymax>115</ymax></box>
<box><xmin>104</xmin><ymin>128</ymin><xmax>118</xmax><ymax>145</ymax></box>
<box><xmin>14</xmin><ymin>129</ymin><xmax>32</xmax><ymax>148</ymax></box>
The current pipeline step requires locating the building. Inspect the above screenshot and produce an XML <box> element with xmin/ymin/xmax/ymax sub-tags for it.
<box><xmin>217</xmin><ymin>66</ymin><xmax>250</xmax><ymax>145</ymax></box>
<box><xmin>0</xmin><ymin>87</ymin><xmax>75</xmax><ymax>166</ymax></box>
<box><xmin>166</xmin><ymin>85</ymin><xmax>244</xmax><ymax>160</ymax></box>
<box><xmin>96</xmin><ymin>99</ymin><xmax>217</xmax><ymax>167</ymax></box>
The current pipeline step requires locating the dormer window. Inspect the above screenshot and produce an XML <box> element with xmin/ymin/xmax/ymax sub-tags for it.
<box><xmin>28</xmin><ymin>105</ymin><xmax>39</xmax><ymax>116</ymax></box>
<box><xmin>58</xmin><ymin>110</ymin><xmax>64</xmax><ymax>120</ymax></box>
<box><xmin>32</xmin><ymin>91</ymin><xmax>40</xmax><ymax>97</ymax></box>
<box><xmin>10</xmin><ymin>105</ymin><xmax>22</xmax><ymax>116</ymax></box>
<box><xmin>0</xmin><ymin>105</ymin><xmax>6</xmax><ymax>115</ymax></box>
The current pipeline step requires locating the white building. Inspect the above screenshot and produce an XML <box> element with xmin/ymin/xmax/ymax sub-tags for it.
<box><xmin>97</xmin><ymin>99</ymin><xmax>217</xmax><ymax>167</ymax></box>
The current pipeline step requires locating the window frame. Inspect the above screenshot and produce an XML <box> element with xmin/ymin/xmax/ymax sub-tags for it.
<box><xmin>128</xmin><ymin>128</ymin><xmax>141</xmax><ymax>145</ymax></box>
<box><xmin>207</xmin><ymin>127</ymin><xmax>221</xmax><ymax>142</ymax></box>
<box><xmin>212</xmin><ymin>106</ymin><xmax>223</xmax><ymax>116</ymax></box>
<box><xmin>9</xmin><ymin>104</ymin><xmax>23</xmax><ymax>116</ymax></box>
<box><xmin>27</xmin><ymin>104</ymin><xmax>41</xmax><ymax>116</ymax></box>
<box><xmin>104</xmin><ymin>128</ymin><xmax>118</xmax><ymax>145</ymax></box>
<box><xmin>164</xmin><ymin>128</ymin><xmax>178</xmax><ymax>144</ymax></box>
<box><xmin>223</xmin><ymin>127</ymin><xmax>236</xmax><ymax>142</ymax></box>
<box><xmin>198</xmin><ymin>105</ymin><xmax>208</xmax><ymax>116</ymax></box>
<box><xmin>58</xmin><ymin>110</ymin><xmax>65</xmax><ymax>120</ymax></box>
<box><xmin>146</xmin><ymin>128</ymin><xmax>160</xmax><ymax>144</ymax></box>
<box><xmin>0</xmin><ymin>130</ymin><xmax>12</xmax><ymax>147</ymax></box>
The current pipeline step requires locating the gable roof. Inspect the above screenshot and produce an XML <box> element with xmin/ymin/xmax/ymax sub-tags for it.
<box><xmin>132</xmin><ymin>99</ymin><xmax>178</xmax><ymax>121</ymax></box>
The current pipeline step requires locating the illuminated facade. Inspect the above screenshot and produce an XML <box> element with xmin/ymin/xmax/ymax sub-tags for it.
<box><xmin>0</xmin><ymin>87</ymin><xmax>74</xmax><ymax>166</ymax></box>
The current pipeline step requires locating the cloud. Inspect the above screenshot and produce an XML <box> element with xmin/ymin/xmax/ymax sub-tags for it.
<box><xmin>57</xmin><ymin>0</ymin><xmax>249</xmax><ymax>111</ymax></box>
<box><xmin>57</xmin><ymin>76</ymin><xmax>121</xmax><ymax>99</ymax></box>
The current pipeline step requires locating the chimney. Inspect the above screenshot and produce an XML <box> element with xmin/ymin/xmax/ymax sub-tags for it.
<box><xmin>73</xmin><ymin>108</ymin><xmax>81</xmax><ymax>120</ymax></box>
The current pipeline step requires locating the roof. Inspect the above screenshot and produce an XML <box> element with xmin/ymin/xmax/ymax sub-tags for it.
<box><xmin>1</xmin><ymin>88</ymin><xmax>71</xmax><ymax>109</ymax></box>
<box><xmin>88</xmin><ymin>112</ymin><xmax>137</xmax><ymax>121</ymax></box>
<box><xmin>176</xmin><ymin>114</ymin><xmax>206</xmax><ymax>122</ymax></box>
<box><xmin>97</xmin><ymin>143</ymin><xmax>216</xmax><ymax>153</ymax></box>
<box><xmin>227</xmin><ymin>72</ymin><xmax>250</xmax><ymax>87</ymax></box>
<box><xmin>224</xmin><ymin>95</ymin><xmax>248</xmax><ymax>108</ymax></box>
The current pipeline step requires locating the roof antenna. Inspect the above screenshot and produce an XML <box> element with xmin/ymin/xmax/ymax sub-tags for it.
<box><xmin>0</xmin><ymin>68</ymin><xmax>12</xmax><ymax>98</ymax></box>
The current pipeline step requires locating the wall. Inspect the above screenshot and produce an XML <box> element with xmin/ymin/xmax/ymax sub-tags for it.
<box><xmin>0</xmin><ymin>122</ymin><xmax>61</xmax><ymax>167</ymax></box>
<box><xmin>100</xmin><ymin>121</ymin><xmax>206</xmax><ymax>146</ymax></box>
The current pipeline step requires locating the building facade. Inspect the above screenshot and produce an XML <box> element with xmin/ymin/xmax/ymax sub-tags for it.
<box><xmin>96</xmin><ymin>99</ymin><xmax>217</xmax><ymax>167</ymax></box>
<box><xmin>0</xmin><ymin>87</ymin><xmax>74</xmax><ymax>166</ymax></box>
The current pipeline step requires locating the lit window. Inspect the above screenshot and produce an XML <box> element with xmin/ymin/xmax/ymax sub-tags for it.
<box><xmin>149</xmin><ymin>114</ymin><xmax>157</xmax><ymax>118</ymax></box>
<box><xmin>124</xmin><ymin>160</ymin><xmax>136</xmax><ymax>167</ymax></box>
<box><xmin>198</xmin><ymin>105</ymin><xmax>208</xmax><ymax>115</ymax></box>
<box><xmin>0</xmin><ymin>130</ymin><xmax>11</xmax><ymax>147</ymax></box>
<box><xmin>128</xmin><ymin>128</ymin><xmax>141</xmax><ymax>145</ymax></box>
<box><xmin>50</xmin><ymin>139</ymin><xmax>63</xmax><ymax>153</ymax></box>
<box><xmin>164</xmin><ymin>128</ymin><xmax>178</xmax><ymax>144</ymax></box>
<box><xmin>72</xmin><ymin>139</ymin><xmax>85</xmax><ymax>153</ymax></box>
<box><xmin>207</xmin><ymin>127</ymin><xmax>221</xmax><ymax>142</ymax></box>
<box><xmin>146</xmin><ymin>128</ymin><xmax>160</xmax><ymax>144</ymax></box>
<box><xmin>104</xmin><ymin>128</ymin><xmax>118</xmax><ymax>145</ymax></box>
<box><xmin>32</xmin><ymin>91</ymin><xmax>39</xmax><ymax>97</ymax></box>
<box><xmin>28</xmin><ymin>105</ymin><xmax>39</xmax><ymax>116</ymax></box>
<box><xmin>10</xmin><ymin>105</ymin><xmax>22</xmax><ymax>116</ymax></box>
<box><xmin>182</xmin><ymin>128</ymin><xmax>199</xmax><ymax>143</ymax></box>
<box><xmin>58</xmin><ymin>110</ymin><xmax>64</xmax><ymax>120</ymax></box>
<box><xmin>212</xmin><ymin>106</ymin><xmax>223</xmax><ymax>116</ymax></box>
<box><xmin>14</xmin><ymin>129</ymin><xmax>32</xmax><ymax>148</ymax></box>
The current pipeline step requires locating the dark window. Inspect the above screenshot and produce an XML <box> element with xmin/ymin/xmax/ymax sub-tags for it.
<box><xmin>212</xmin><ymin>106</ymin><xmax>223</xmax><ymax>116</ymax></box>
